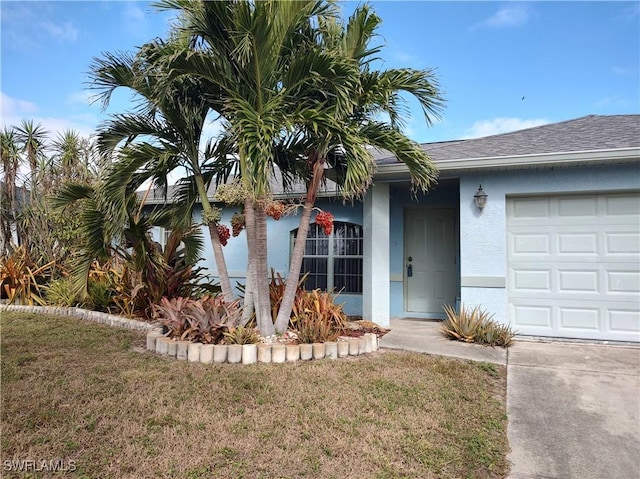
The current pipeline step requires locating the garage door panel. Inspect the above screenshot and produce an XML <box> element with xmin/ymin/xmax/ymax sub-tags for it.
<box><xmin>605</xmin><ymin>194</ymin><xmax>640</xmax><ymax>216</ymax></box>
<box><xmin>510</xmin><ymin>304</ymin><xmax>552</xmax><ymax>328</ymax></box>
<box><xmin>513</xmin><ymin>269</ymin><xmax>551</xmax><ymax>291</ymax></box>
<box><xmin>606</xmin><ymin>232</ymin><xmax>640</xmax><ymax>254</ymax></box>
<box><xmin>558</xmin><ymin>233</ymin><xmax>598</xmax><ymax>254</ymax></box>
<box><xmin>607</xmin><ymin>271</ymin><xmax>640</xmax><ymax>295</ymax></box>
<box><xmin>559</xmin><ymin>307</ymin><xmax>599</xmax><ymax>330</ymax></box>
<box><xmin>511</xmin><ymin>233</ymin><xmax>551</xmax><ymax>255</ymax></box>
<box><xmin>558</xmin><ymin>196</ymin><xmax>597</xmax><ymax>217</ymax></box>
<box><xmin>558</xmin><ymin>270</ymin><xmax>599</xmax><ymax>293</ymax></box>
<box><xmin>507</xmin><ymin>192</ymin><xmax>640</xmax><ymax>342</ymax></box>
<box><xmin>510</xmin><ymin>198</ymin><xmax>549</xmax><ymax>218</ymax></box>
<box><xmin>608</xmin><ymin>309</ymin><xmax>640</xmax><ymax>333</ymax></box>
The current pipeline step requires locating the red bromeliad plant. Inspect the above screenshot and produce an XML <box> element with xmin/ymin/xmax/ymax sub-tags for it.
<box><xmin>153</xmin><ymin>295</ymin><xmax>241</xmax><ymax>344</ymax></box>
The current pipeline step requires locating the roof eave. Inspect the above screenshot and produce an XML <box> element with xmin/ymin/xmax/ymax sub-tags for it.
<box><xmin>375</xmin><ymin>147</ymin><xmax>640</xmax><ymax>179</ymax></box>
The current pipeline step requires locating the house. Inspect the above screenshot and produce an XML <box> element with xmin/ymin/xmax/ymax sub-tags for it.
<box><xmin>149</xmin><ymin>114</ymin><xmax>640</xmax><ymax>343</ymax></box>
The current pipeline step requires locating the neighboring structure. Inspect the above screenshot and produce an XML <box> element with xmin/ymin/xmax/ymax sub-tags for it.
<box><xmin>150</xmin><ymin>115</ymin><xmax>640</xmax><ymax>342</ymax></box>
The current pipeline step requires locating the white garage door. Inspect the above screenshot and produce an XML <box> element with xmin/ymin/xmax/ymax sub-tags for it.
<box><xmin>507</xmin><ymin>192</ymin><xmax>640</xmax><ymax>342</ymax></box>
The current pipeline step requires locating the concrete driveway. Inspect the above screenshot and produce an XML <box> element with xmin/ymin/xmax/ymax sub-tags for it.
<box><xmin>380</xmin><ymin>319</ymin><xmax>640</xmax><ymax>478</ymax></box>
<box><xmin>507</xmin><ymin>340</ymin><xmax>640</xmax><ymax>479</ymax></box>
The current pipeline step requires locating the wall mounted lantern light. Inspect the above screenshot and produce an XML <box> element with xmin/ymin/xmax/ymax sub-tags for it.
<box><xmin>474</xmin><ymin>185</ymin><xmax>488</xmax><ymax>209</ymax></box>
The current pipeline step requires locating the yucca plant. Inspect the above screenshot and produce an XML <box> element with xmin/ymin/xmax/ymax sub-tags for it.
<box><xmin>441</xmin><ymin>304</ymin><xmax>516</xmax><ymax>347</ymax></box>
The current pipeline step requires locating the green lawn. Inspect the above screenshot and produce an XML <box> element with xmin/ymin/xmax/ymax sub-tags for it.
<box><xmin>1</xmin><ymin>312</ymin><xmax>509</xmax><ymax>478</ymax></box>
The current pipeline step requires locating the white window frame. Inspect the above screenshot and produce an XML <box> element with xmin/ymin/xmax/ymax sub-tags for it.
<box><xmin>291</xmin><ymin>221</ymin><xmax>363</xmax><ymax>294</ymax></box>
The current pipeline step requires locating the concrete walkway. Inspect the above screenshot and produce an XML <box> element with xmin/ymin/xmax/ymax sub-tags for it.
<box><xmin>379</xmin><ymin>318</ymin><xmax>640</xmax><ymax>479</ymax></box>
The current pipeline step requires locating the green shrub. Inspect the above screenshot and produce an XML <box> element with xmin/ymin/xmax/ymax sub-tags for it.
<box><xmin>223</xmin><ymin>325</ymin><xmax>260</xmax><ymax>345</ymax></box>
<box><xmin>441</xmin><ymin>304</ymin><xmax>516</xmax><ymax>348</ymax></box>
<box><xmin>44</xmin><ymin>277</ymin><xmax>78</xmax><ymax>306</ymax></box>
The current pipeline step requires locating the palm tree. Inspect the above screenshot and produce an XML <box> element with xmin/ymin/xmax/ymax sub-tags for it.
<box><xmin>155</xmin><ymin>0</ymin><xmax>358</xmax><ymax>336</ymax></box>
<box><xmin>88</xmin><ymin>38</ymin><xmax>237</xmax><ymax>304</ymax></box>
<box><xmin>0</xmin><ymin>127</ymin><xmax>21</xmax><ymax>254</ymax></box>
<box><xmin>50</xmin><ymin>129</ymin><xmax>94</xmax><ymax>183</ymax></box>
<box><xmin>14</xmin><ymin>120</ymin><xmax>48</xmax><ymax>201</ymax></box>
<box><xmin>266</xmin><ymin>5</ymin><xmax>444</xmax><ymax>332</ymax></box>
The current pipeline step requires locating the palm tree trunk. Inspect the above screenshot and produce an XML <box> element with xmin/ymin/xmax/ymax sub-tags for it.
<box><xmin>254</xmin><ymin>205</ymin><xmax>273</xmax><ymax>332</ymax></box>
<box><xmin>240</xmin><ymin>261</ymin><xmax>254</xmax><ymax>327</ymax></box>
<box><xmin>274</xmin><ymin>152</ymin><xmax>324</xmax><ymax>333</ymax></box>
<box><xmin>194</xmin><ymin>173</ymin><xmax>234</xmax><ymax>303</ymax></box>
<box><xmin>206</xmin><ymin>221</ymin><xmax>234</xmax><ymax>302</ymax></box>
<box><xmin>244</xmin><ymin>198</ymin><xmax>275</xmax><ymax>337</ymax></box>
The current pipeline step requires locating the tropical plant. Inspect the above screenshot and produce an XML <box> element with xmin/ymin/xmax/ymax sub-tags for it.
<box><xmin>88</xmin><ymin>38</ymin><xmax>236</xmax><ymax>306</ymax></box>
<box><xmin>272</xmin><ymin>4</ymin><xmax>443</xmax><ymax>332</ymax></box>
<box><xmin>267</xmin><ymin>269</ymin><xmax>308</xmax><ymax>325</ymax></box>
<box><xmin>88</xmin><ymin>0</ymin><xmax>443</xmax><ymax>337</ymax></box>
<box><xmin>14</xmin><ymin>120</ymin><xmax>48</xmax><ymax>202</ymax></box>
<box><xmin>53</xmin><ymin>179</ymin><xmax>211</xmax><ymax>319</ymax></box>
<box><xmin>154</xmin><ymin>295</ymin><xmax>241</xmax><ymax>344</ymax></box>
<box><xmin>0</xmin><ymin>246</ymin><xmax>53</xmax><ymax>305</ymax></box>
<box><xmin>150</xmin><ymin>0</ymin><xmax>364</xmax><ymax>337</ymax></box>
<box><xmin>441</xmin><ymin>304</ymin><xmax>516</xmax><ymax>348</ymax></box>
<box><xmin>0</xmin><ymin>127</ymin><xmax>22</xmax><ymax>255</ymax></box>
<box><xmin>223</xmin><ymin>325</ymin><xmax>261</xmax><ymax>345</ymax></box>
<box><xmin>44</xmin><ymin>276</ymin><xmax>78</xmax><ymax>307</ymax></box>
<box><xmin>292</xmin><ymin>289</ymin><xmax>347</xmax><ymax>343</ymax></box>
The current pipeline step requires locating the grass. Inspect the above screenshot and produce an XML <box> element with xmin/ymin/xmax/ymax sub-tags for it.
<box><xmin>1</xmin><ymin>312</ymin><xmax>510</xmax><ymax>478</ymax></box>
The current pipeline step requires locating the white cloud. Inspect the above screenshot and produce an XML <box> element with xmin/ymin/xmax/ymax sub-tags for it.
<box><xmin>1</xmin><ymin>92</ymin><xmax>98</xmax><ymax>139</ymax></box>
<box><xmin>1</xmin><ymin>92</ymin><xmax>38</xmax><ymax>118</ymax></box>
<box><xmin>462</xmin><ymin>117</ymin><xmax>549</xmax><ymax>139</ymax></box>
<box><xmin>474</xmin><ymin>4</ymin><xmax>532</xmax><ymax>30</ymax></box>
<box><xmin>122</xmin><ymin>2</ymin><xmax>152</xmax><ymax>39</ymax></box>
<box><xmin>66</xmin><ymin>91</ymin><xmax>94</xmax><ymax>106</ymax></box>
<box><xmin>40</xmin><ymin>20</ymin><xmax>78</xmax><ymax>42</ymax></box>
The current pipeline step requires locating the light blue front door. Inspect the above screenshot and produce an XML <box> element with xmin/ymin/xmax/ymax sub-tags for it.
<box><xmin>405</xmin><ymin>208</ymin><xmax>457</xmax><ymax>314</ymax></box>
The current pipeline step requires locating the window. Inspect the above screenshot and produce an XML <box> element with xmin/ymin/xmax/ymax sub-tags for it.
<box><xmin>292</xmin><ymin>221</ymin><xmax>363</xmax><ymax>293</ymax></box>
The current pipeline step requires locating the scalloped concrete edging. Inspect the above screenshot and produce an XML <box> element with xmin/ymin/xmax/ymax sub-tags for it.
<box><xmin>0</xmin><ymin>304</ymin><xmax>154</xmax><ymax>331</ymax></box>
<box><xmin>0</xmin><ymin>304</ymin><xmax>380</xmax><ymax>365</ymax></box>
<box><xmin>145</xmin><ymin>330</ymin><xmax>380</xmax><ymax>365</ymax></box>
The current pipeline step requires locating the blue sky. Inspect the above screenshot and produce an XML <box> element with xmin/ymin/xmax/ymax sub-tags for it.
<box><xmin>1</xmin><ymin>1</ymin><xmax>639</xmax><ymax>145</ymax></box>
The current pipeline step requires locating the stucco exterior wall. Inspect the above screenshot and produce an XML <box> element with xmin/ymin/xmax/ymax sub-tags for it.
<box><xmin>154</xmin><ymin>198</ymin><xmax>364</xmax><ymax>316</ymax></box>
<box><xmin>459</xmin><ymin>163</ymin><xmax>640</xmax><ymax>325</ymax></box>
<box><xmin>388</xmin><ymin>181</ymin><xmax>460</xmax><ymax>318</ymax></box>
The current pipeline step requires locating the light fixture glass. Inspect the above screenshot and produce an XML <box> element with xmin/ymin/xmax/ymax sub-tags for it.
<box><xmin>474</xmin><ymin>185</ymin><xmax>488</xmax><ymax>209</ymax></box>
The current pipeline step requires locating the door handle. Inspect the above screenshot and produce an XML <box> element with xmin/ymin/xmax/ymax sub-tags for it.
<box><xmin>407</xmin><ymin>264</ymin><xmax>413</xmax><ymax>277</ymax></box>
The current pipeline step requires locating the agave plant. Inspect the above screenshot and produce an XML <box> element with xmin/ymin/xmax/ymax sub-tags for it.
<box><xmin>441</xmin><ymin>304</ymin><xmax>516</xmax><ymax>347</ymax></box>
